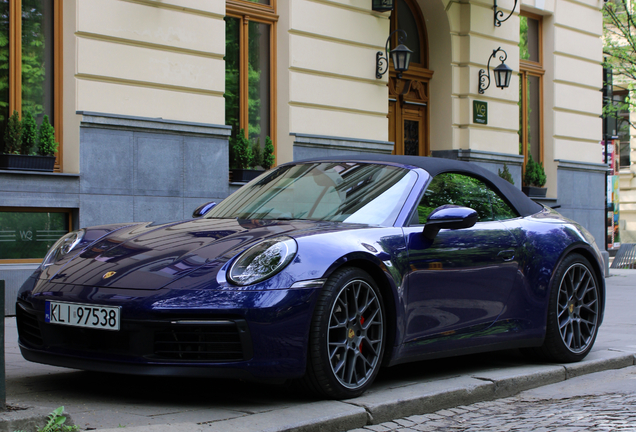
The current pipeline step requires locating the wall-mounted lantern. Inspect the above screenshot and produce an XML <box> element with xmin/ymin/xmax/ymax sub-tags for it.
<box><xmin>376</xmin><ymin>29</ymin><xmax>413</xmax><ymax>79</ymax></box>
<box><xmin>493</xmin><ymin>0</ymin><xmax>518</xmax><ymax>27</ymax></box>
<box><xmin>372</xmin><ymin>0</ymin><xmax>394</xmax><ymax>12</ymax></box>
<box><xmin>478</xmin><ymin>47</ymin><xmax>513</xmax><ymax>94</ymax></box>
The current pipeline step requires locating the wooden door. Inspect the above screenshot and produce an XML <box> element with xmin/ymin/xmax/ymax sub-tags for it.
<box><xmin>388</xmin><ymin>70</ymin><xmax>432</xmax><ymax>156</ymax></box>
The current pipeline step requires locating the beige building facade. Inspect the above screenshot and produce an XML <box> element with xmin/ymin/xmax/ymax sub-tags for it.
<box><xmin>0</xmin><ymin>0</ymin><xmax>607</xmax><ymax>307</ymax></box>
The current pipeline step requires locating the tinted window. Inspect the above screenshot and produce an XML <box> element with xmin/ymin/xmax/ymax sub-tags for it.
<box><xmin>415</xmin><ymin>173</ymin><xmax>518</xmax><ymax>223</ymax></box>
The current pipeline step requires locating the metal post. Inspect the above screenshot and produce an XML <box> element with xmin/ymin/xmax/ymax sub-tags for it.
<box><xmin>0</xmin><ymin>280</ymin><xmax>5</xmax><ymax>410</ymax></box>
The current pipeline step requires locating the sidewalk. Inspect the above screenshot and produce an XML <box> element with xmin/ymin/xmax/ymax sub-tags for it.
<box><xmin>1</xmin><ymin>269</ymin><xmax>635</xmax><ymax>432</ymax></box>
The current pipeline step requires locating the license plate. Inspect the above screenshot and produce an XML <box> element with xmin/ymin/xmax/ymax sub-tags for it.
<box><xmin>45</xmin><ymin>301</ymin><xmax>120</xmax><ymax>331</ymax></box>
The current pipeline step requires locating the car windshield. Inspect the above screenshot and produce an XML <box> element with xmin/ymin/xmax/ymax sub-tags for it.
<box><xmin>206</xmin><ymin>162</ymin><xmax>417</xmax><ymax>226</ymax></box>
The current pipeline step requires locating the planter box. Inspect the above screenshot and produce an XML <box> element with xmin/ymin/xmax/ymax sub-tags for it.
<box><xmin>0</xmin><ymin>154</ymin><xmax>55</xmax><ymax>172</ymax></box>
<box><xmin>230</xmin><ymin>169</ymin><xmax>263</xmax><ymax>183</ymax></box>
<box><xmin>522</xmin><ymin>186</ymin><xmax>547</xmax><ymax>198</ymax></box>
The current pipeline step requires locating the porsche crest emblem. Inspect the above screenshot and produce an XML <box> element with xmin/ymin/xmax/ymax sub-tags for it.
<box><xmin>102</xmin><ymin>271</ymin><xmax>117</xmax><ymax>279</ymax></box>
<box><xmin>348</xmin><ymin>328</ymin><xmax>355</xmax><ymax>339</ymax></box>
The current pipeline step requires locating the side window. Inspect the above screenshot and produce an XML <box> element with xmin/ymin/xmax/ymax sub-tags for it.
<box><xmin>415</xmin><ymin>173</ymin><xmax>517</xmax><ymax>224</ymax></box>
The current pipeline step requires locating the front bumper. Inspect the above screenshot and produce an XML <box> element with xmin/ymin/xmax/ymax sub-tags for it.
<box><xmin>17</xmin><ymin>284</ymin><xmax>319</xmax><ymax>379</ymax></box>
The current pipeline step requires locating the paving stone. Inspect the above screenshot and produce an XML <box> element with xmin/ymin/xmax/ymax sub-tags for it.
<box><xmin>365</xmin><ymin>425</ymin><xmax>391</xmax><ymax>432</ymax></box>
<box><xmin>448</xmin><ymin>408</ymin><xmax>469</xmax><ymax>414</ymax></box>
<box><xmin>349</xmin><ymin>393</ymin><xmax>636</xmax><ymax>432</ymax></box>
<box><xmin>405</xmin><ymin>415</ymin><xmax>428</xmax><ymax>423</ymax></box>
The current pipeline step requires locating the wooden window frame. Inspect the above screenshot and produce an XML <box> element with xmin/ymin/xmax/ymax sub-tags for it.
<box><xmin>519</xmin><ymin>11</ymin><xmax>544</xmax><ymax>172</ymax></box>
<box><xmin>7</xmin><ymin>0</ymin><xmax>63</xmax><ymax>171</ymax></box>
<box><xmin>0</xmin><ymin>207</ymin><xmax>72</xmax><ymax>264</ymax></box>
<box><xmin>389</xmin><ymin>0</ymin><xmax>428</xmax><ymax>71</ymax></box>
<box><xmin>226</xmin><ymin>0</ymin><xmax>278</xmax><ymax>159</ymax></box>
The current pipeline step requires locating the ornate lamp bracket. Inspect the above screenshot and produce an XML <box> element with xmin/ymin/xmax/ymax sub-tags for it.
<box><xmin>494</xmin><ymin>0</ymin><xmax>518</xmax><ymax>27</ymax></box>
<box><xmin>478</xmin><ymin>47</ymin><xmax>512</xmax><ymax>94</ymax></box>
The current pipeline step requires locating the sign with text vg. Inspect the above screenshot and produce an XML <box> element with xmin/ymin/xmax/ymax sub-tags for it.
<box><xmin>473</xmin><ymin>100</ymin><xmax>487</xmax><ymax>125</ymax></box>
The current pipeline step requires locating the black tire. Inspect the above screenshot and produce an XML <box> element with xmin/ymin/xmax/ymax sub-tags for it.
<box><xmin>301</xmin><ymin>267</ymin><xmax>386</xmax><ymax>399</ymax></box>
<box><xmin>539</xmin><ymin>253</ymin><xmax>601</xmax><ymax>363</ymax></box>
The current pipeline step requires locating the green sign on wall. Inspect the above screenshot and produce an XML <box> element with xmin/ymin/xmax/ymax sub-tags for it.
<box><xmin>473</xmin><ymin>100</ymin><xmax>488</xmax><ymax>125</ymax></box>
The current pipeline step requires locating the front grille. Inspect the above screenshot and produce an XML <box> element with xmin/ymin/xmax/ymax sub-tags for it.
<box><xmin>16</xmin><ymin>302</ymin><xmax>43</xmax><ymax>347</ymax></box>
<box><xmin>153</xmin><ymin>321</ymin><xmax>248</xmax><ymax>361</ymax></box>
<box><xmin>17</xmin><ymin>303</ymin><xmax>253</xmax><ymax>363</ymax></box>
<box><xmin>53</xmin><ymin>325</ymin><xmax>131</xmax><ymax>353</ymax></box>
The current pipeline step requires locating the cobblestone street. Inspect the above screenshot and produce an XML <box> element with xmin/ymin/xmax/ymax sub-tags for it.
<box><xmin>349</xmin><ymin>393</ymin><xmax>636</xmax><ymax>431</ymax></box>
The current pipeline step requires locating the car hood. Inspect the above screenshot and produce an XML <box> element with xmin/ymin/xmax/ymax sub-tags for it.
<box><xmin>47</xmin><ymin>218</ymin><xmax>335</xmax><ymax>290</ymax></box>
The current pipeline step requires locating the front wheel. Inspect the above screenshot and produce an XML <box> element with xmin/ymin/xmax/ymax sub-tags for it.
<box><xmin>540</xmin><ymin>253</ymin><xmax>601</xmax><ymax>362</ymax></box>
<box><xmin>301</xmin><ymin>267</ymin><xmax>386</xmax><ymax>399</ymax></box>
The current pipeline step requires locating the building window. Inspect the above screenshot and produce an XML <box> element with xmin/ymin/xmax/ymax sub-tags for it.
<box><xmin>519</xmin><ymin>12</ymin><xmax>544</xmax><ymax>173</ymax></box>
<box><xmin>225</xmin><ymin>1</ymin><xmax>276</xmax><ymax>164</ymax></box>
<box><xmin>0</xmin><ymin>207</ymin><xmax>71</xmax><ymax>263</ymax></box>
<box><xmin>0</xmin><ymin>0</ymin><xmax>63</xmax><ymax>170</ymax></box>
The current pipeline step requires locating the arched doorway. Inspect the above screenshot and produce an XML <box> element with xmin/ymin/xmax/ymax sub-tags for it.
<box><xmin>388</xmin><ymin>0</ymin><xmax>433</xmax><ymax>156</ymax></box>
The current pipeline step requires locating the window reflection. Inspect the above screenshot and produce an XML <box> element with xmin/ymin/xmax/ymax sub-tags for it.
<box><xmin>416</xmin><ymin>173</ymin><xmax>517</xmax><ymax>223</ymax></box>
<box><xmin>206</xmin><ymin>163</ymin><xmax>417</xmax><ymax>226</ymax></box>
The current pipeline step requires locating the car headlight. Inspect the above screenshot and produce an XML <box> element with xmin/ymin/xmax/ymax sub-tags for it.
<box><xmin>228</xmin><ymin>236</ymin><xmax>297</xmax><ymax>286</ymax></box>
<box><xmin>41</xmin><ymin>230</ymin><xmax>85</xmax><ymax>268</ymax></box>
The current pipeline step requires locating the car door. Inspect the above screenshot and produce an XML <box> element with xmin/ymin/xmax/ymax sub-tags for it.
<box><xmin>402</xmin><ymin>172</ymin><xmax>520</xmax><ymax>347</ymax></box>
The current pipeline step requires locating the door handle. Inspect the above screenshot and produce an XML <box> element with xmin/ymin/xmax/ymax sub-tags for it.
<box><xmin>497</xmin><ymin>249</ymin><xmax>515</xmax><ymax>262</ymax></box>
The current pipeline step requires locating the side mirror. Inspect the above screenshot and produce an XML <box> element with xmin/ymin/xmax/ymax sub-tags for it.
<box><xmin>192</xmin><ymin>202</ymin><xmax>217</xmax><ymax>218</ymax></box>
<box><xmin>423</xmin><ymin>205</ymin><xmax>478</xmax><ymax>240</ymax></box>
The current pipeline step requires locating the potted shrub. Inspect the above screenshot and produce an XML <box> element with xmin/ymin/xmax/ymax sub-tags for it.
<box><xmin>229</xmin><ymin>129</ymin><xmax>260</xmax><ymax>182</ymax></box>
<box><xmin>250</xmin><ymin>140</ymin><xmax>262</xmax><ymax>170</ymax></box>
<box><xmin>0</xmin><ymin>111</ymin><xmax>57</xmax><ymax>172</ymax></box>
<box><xmin>262</xmin><ymin>136</ymin><xmax>275</xmax><ymax>170</ymax></box>
<box><xmin>522</xmin><ymin>155</ymin><xmax>547</xmax><ymax>197</ymax></box>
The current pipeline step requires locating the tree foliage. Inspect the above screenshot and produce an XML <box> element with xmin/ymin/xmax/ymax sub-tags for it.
<box><xmin>0</xmin><ymin>1</ymin><xmax>48</xmax><ymax>124</ymax></box>
<box><xmin>604</xmin><ymin>0</ymin><xmax>636</xmax><ymax>128</ymax></box>
<box><xmin>21</xmin><ymin>0</ymin><xmax>47</xmax><ymax>119</ymax></box>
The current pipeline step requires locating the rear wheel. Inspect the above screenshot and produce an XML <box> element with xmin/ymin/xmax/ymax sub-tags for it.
<box><xmin>302</xmin><ymin>267</ymin><xmax>385</xmax><ymax>399</ymax></box>
<box><xmin>540</xmin><ymin>253</ymin><xmax>600</xmax><ymax>362</ymax></box>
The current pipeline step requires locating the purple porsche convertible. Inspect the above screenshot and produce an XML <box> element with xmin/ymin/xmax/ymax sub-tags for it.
<box><xmin>16</xmin><ymin>155</ymin><xmax>605</xmax><ymax>399</ymax></box>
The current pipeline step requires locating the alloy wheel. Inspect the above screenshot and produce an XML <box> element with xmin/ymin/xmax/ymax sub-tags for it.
<box><xmin>327</xmin><ymin>278</ymin><xmax>384</xmax><ymax>389</ymax></box>
<box><xmin>556</xmin><ymin>263</ymin><xmax>599</xmax><ymax>354</ymax></box>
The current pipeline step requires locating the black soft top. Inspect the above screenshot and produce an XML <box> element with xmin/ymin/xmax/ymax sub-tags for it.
<box><xmin>293</xmin><ymin>154</ymin><xmax>543</xmax><ymax>218</ymax></box>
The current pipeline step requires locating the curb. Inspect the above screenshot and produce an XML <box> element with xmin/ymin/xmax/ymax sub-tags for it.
<box><xmin>84</xmin><ymin>349</ymin><xmax>635</xmax><ymax>432</ymax></box>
